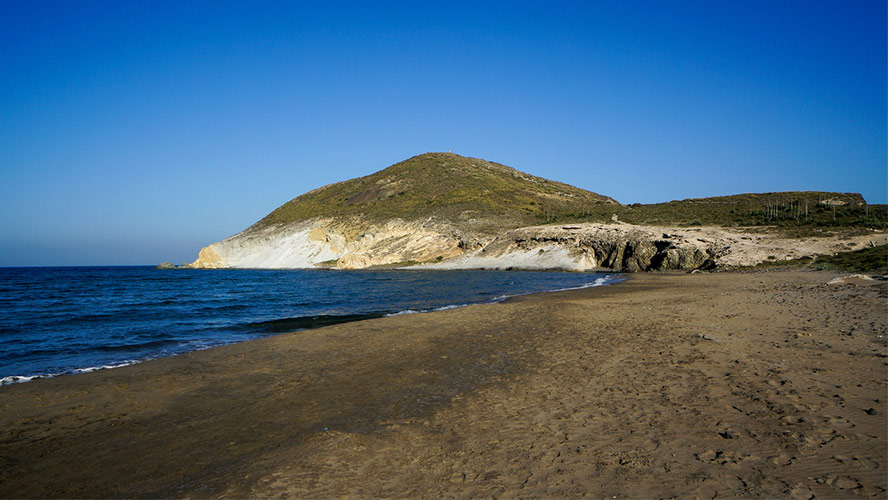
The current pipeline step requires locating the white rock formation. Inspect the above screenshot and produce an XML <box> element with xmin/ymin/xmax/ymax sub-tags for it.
<box><xmin>188</xmin><ymin>219</ymin><xmax>886</xmax><ymax>272</ymax></box>
<box><xmin>421</xmin><ymin>223</ymin><xmax>886</xmax><ymax>271</ymax></box>
<box><xmin>188</xmin><ymin>219</ymin><xmax>464</xmax><ymax>270</ymax></box>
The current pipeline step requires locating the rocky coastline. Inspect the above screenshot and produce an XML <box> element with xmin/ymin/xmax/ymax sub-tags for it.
<box><xmin>180</xmin><ymin>218</ymin><xmax>885</xmax><ymax>272</ymax></box>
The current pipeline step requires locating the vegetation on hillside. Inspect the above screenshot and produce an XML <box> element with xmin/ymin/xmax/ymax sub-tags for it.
<box><xmin>752</xmin><ymin>244</ymin><xmax>888</xmax><ymax>273</ymax></box>
<box><xmin>248</xmin><ymin>152</ymin><xmax>886</xmax><ymax>237</ymax></box>
<box><xmin>253</xmin><ymin>153</ymin><xmax>615</xmax><ymax>234</ymax></box>
<box><xmin>542</xmin><ymin>192</ymin><xmax>886</xmax><ymax>234</ymax></box>
<box><xmin>814</xmin><ymin>245</ymin><xmax>888</xmax><ymax>273</ymax></box>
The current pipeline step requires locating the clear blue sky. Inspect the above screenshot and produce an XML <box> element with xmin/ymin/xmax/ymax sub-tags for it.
<box><xmin>1</xmin><ymin>0</ymin><xmax>885</xmax><ymax>266</ymax></box>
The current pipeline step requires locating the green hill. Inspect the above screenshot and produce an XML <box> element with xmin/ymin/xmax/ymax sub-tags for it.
<box><xmin>248</xmin><ymin>152</ymin><xmax>884</xmax><ymax>235</ymax></box>
<box><xmin>254</xmin><ymin>152</ymin><xmax>617</xmax><ymax>234</ymax></box>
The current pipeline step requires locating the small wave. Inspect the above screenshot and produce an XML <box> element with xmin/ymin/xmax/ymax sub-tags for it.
<box><xmin>386</xmin><ymin>309</ymin><xmax>419</xmax><ymax>316</ymax></box>
<box><xmin>66</xmin><ymin>312</ymin><xmax>118</xmax><ymax>323</ymax></box>
<box><xmin>0</xmin><ymin>374</ymin><xmax>49</xmax><ymax>385</ymax></box>
<box><xmin>385</xmin><ymin>303</ymin><xmax>469</xmax><ymax>317</ymax></box>
<box><xmin>384</xmin><ymin>275</ymin><xmax>622</xmax><ymax>316</ymax></box>
<box><xmin>73</xmin><ymin>360</ymin><xmax>140</xmax><ymax>374</ymax></box>
<box><xmin>199</xmin><ymin>304</ymin><xmax>249</xmax><ymax>312</ymax></box>
<box><xmin>95</xmin><ymin>339</ymin><xmax>180</xmax><ymax>352</ymax></box>
<box><xmin>547</xmin><ymin>274</ymin><xmax>624</xmax><ymax>292</ymax></box>
<box><xmin>432</xmin><ymin>304</ymin><xmax>466</xmax><ymax>312</ymax></box>
<box><xmin>465</xmin><ymin>274</ymin><xmax>625</xmax><ymax>306</ymax></box>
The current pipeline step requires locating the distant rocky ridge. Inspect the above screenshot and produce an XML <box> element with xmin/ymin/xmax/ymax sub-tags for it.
<box><xmin>181</xmin><ymin>153</ymin><xmax>884</xmax><ymax>272</ymax></box>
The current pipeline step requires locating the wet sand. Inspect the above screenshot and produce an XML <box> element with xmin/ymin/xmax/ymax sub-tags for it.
<box><xmin>0</xmin><ymin>271</ymin><xmax>885</xmax><ymax>498</ymax></box>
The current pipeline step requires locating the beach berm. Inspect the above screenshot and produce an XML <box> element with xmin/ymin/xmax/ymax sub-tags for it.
<box><xmin>0</xmin><ymin>271</ymin><xmax>885</xmax><ymax>498</ymax></box>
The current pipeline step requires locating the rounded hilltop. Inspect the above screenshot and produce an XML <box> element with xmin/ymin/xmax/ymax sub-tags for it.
<box><xmin>253</xmin><ymin>152</ymin><xmax>617</xmax><ymax>235</ymax></box>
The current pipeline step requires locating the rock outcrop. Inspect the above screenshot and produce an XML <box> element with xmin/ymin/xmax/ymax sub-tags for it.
<box><xmin>187</xmin><ymin>218</ymin><xmax>885</xmax><ymax>272</ymax></box>
<box><xmin>426</xmin><ymin>223</ymin><xmax>885</xmax><ymax>271</ymax></box>
<box><xmin>188</xmin><ymin>218</ymin><xmax>465</xmax><ymax>270</ymax></box>
<box><xmin>423</xmin><ymin>224</ymin><xmax>723</xmax><ymax>271</ymax></box>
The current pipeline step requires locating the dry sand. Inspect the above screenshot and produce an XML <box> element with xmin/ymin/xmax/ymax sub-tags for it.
<box><xmin>0</xmin><ymin>271</ymin><xmax>885</xmax><ymax>498</ymax></box>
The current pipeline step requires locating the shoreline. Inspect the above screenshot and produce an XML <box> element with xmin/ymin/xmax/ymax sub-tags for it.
<box><xmin>0</xmin><ymin>272</ymin><xmax>621</xmax><ymax>387</ymax></box>
<box><xmin>0</xmin><ymin>270</ymin><xmax>885</xmax><ymax>498</ymax></box>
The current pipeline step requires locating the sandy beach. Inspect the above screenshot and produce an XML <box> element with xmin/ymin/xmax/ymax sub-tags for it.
<box><xmin>0</xmin><ymin>270</ymin><xmax>885</xmax><ymax>498</ymax></box>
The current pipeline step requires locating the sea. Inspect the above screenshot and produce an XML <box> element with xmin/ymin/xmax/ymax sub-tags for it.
<box><xmin>0</xmin><ymin>266</ymin><xmax>619</xmax><ymax>385</ymax></box>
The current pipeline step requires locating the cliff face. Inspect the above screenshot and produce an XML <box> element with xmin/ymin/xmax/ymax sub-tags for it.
<box><xmin>463</xmin><ymin>225</ymin><xmax>722</xmax><ymax>272</ymax></box>
<box><xmin>189</xmin><ymin>219</ymin><xmax>466</xmax><ymax>270</ymax></box>
<box><xmin>188</xmin><ymin>218</ymin><xmax>885</xmax><ymax>272</ymax></box>
<box><xmin>425</xmin><ymin>223</ymin><xmax>885</xmax><ymax>271</ymax></box>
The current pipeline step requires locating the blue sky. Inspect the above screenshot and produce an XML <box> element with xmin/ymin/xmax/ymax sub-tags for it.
<box><xmin>1</xmin><ymin>0</ymin><xmax>885</xmax><ymax>266</ymax></box>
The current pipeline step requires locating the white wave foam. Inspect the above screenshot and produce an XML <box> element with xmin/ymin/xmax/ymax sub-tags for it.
<box><xmin>0</xmin><ymin>374</ymin><xmax>50</xmax><ymax>385</ymax></box>
<box><xmin>431</xmin><ymin>304</ymin><xmax>466</xmax><ymax>312</ymax></box>
<box><xmin>549</xmin><ymin>274</ymin><xmax>623</xmax><ymax>292</ymax></box>
<box><xmin>490</xmin><ymin>274</ymin><xmax>623</xmax><ymax>302</ymax></box>
<box><xmin>1</xmin><ymin>360</ymin><xmax>142</xmax><ymax>386</ymax></box>
<box><xmin>385</xmin><ymin>303</ymin><xmax>469</xmax><ymax>317</ymax></box>
<box><xmin>73</xmin><ymin>360</ymin><xmax>139</xmax><ymax>374</ymax></box>
<box><xmin>386</xmin><ymin>309</ymin><xmax>419</xmax><ymax>317</ymax></box>
<box><xmin>384</xmin><ymin>274</ymin><xmax>622</xmax><ymax>317</ymax></box>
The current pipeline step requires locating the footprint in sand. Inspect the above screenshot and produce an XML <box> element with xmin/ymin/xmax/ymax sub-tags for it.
<box><xmin>815</xmin><ymin>473</ymin><xmax>862</xmax><ymax>490</ymax></box>
<box><xmin>694</xmin><ymin>449</ymin><xmax>757</xmax><ymax>466</ymax></box>
<box><xmin>850</xmin><ymin>455</ymin><xmax>880</xmax><ymax>470</ymax></box>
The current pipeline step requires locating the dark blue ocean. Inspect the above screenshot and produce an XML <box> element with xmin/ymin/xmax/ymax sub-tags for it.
<box><xmin>0</xmin><ymin>267</ymin><xmax>618</xmax><ymax>384</ymax></box>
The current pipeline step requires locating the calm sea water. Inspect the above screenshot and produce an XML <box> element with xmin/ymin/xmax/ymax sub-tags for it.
<box><xmin>0</xmin><ymin>267</ymin><xmax>618</xmax><ymax>384</ymax></box>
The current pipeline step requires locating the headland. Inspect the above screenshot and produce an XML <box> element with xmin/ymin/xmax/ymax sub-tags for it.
<box><xmin>175</xmin><ymin>153</ymin><xmax>887</xmax><ymax>272</ymax></box>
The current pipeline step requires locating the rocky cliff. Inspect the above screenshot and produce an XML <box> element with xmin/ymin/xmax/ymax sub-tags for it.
<box><xmin>421</xmin><ymin>223</ymin><xmax>885</xmax><ymax>271</ymax></box>
<box><xmin>190</xmin><ymin>218</ymin><xmax>465</xmax><ymax>270</ymax></box>
<box><xmin>188</xmin><ymin>217</ymin><xmax>885</xmax><ymax>272</ymax></box>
